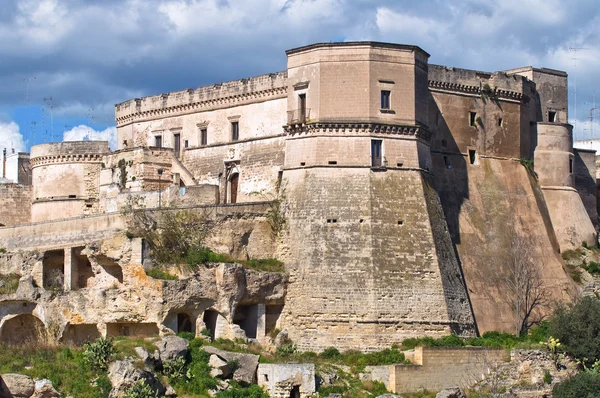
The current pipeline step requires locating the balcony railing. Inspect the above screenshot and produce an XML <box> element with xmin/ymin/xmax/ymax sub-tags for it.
<box><xmin>287</xmin><ymin>108</ymin><xmax>311</xmax><ymax>124</ymax></box>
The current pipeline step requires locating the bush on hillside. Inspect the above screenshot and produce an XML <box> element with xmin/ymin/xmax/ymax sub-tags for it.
<box><xmin>553</xmin><ymin>372</ymin><xmax>600</xmax><ymax>397</ymax></box>
<box><xmin>550</xmin><ymin>296</ymin><xmax>600</xmax><ymax>367</ymax></box>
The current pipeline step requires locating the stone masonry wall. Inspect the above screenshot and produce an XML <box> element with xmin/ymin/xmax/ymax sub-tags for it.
<box><xmin>280</xmin><ymin>166</ymin><xmax>475</xmax><ymax>352</ymax></box>
<box><xmin>0</xmin><ymin>184</ymin><xmax>32</xmax><ymax>226</ymax></box>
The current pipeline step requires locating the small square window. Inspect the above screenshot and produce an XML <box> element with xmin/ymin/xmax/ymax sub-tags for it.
<box><xmin>381</xmin><ymin>90</ymin><xmax>391</xmax><ymax>110</ymax></box>
<box><xmin>549</xmin><ymin>111</ymin><xmax>557</xmax><ymax>123</ymax></box>
<box><xmin>201</xmin><ymin>128</ymin><xmax>208</xmax><ymax>146</ymax></box>
<box><xmin>231</xmin><ymin>122</ymin><xmax>239</xmax><ymax>141</ymax></box>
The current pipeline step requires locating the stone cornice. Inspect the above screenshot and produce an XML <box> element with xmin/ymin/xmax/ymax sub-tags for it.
<box><xmin>284</xmin><ymin>122</ymin><xmax>431</xmax><ymax>141</ymax></box>
<box><xmin>428</xmin><ymin>80</ymin><xmax>523</xmax><ymax>101</ymax></box>
<box><xmin>116</xmin><ymin>87</ymin><xmax>287</xmax><ymax>127</ymax></box>
<box><xmin>30</xmin><ymin>153</ymin><xmax>104</xmax><ymax>167</ymax></box>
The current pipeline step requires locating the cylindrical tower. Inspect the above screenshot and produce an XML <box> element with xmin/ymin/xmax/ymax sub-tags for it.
<box><xmin>534</xmin><ymin>123</ymin><xmax>574</xmax><ymax>188</ymax></box>
<box><xmin>30</xmin><ymin>141</ymin><xmax>109</xmax><ymax>222</ymax></box>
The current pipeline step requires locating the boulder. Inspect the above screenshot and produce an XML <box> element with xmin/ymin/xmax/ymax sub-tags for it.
<box><xmin>134</xmin><ymin>346</ymin><xmax>161</xmax><ymax>370</ymax></box>
<box><xmin>107</xmin><ymin>360</ymin><xmax>165</xmax><ymax>398</ymax></box>
<box><xmin>156</xmin><ymin>335</ymin><xmax>189</xmax><ymax>361</ymax></box>
<box><xmin>31</xmin><ymin>380</ymin><xmax>59</xmax><ymax>398</ymax></box>
<box><xmin>436</xmin><ymin>388</ymin><xmax>466</xmax><ymax>398</ymax></box>
<box><xmin>274</xmin><ymin>329</ymin><xmax>290</xmax><ymax>347</ymax></box>
<box><xmin>203</xmin><ymin>346</ymin><xmax>259</xmax><ymax>385</ymax></box>
<box><xmin>165</xmin><ymin>384</ymin><xmax>177</xmax><ymax>397</ymax></box>
<box><xmin>0</xmin><ymin>374</ymin><xmax>35</xmax><ymax>397</ymax></box>
<box><xmin>208</xmin><ymin>354</ymin><xmax>231</xmax><ymax>379</ymax></box>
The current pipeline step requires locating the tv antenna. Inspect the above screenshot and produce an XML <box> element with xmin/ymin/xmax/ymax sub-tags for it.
<box><xmin>569</xmin><ymin>46</ymin><xmax>587</xmax><ymax>133</ymax></box>
<box><xmin>23</xmin><ymin>76</ymin><xmax>36</xmax><ymax>144</ymax></box>
<box><xmin>43</xmin><ymin>97</ymin><xmax>54</xmax><ymax>141</ymax></box>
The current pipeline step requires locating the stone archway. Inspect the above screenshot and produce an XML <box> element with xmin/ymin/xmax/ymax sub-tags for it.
<box><xmin>0</xmin><ymin>314</ymin><xmax>46</xmax><ymax>345</ymax></box>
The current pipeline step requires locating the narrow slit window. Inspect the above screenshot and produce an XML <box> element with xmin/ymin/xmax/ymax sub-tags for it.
<box><xmin>201</xmin><ymin>128</ymin><xmax>208</xmax><ymax>146</ymax></box>
<box><xmin>444</xmin><ymin>156</ymin><xmax>452</xmax><ymax>169</ymax></box>
<box><xmin>569</xmin><ymin>158</ymin><xmax>573</xmax><ymax>174</ymax></box>
<box><xmin>328</xmin><ymin>160</ymin><xmax>337</xmax><ymax>165</ymax></box>
<box><xmin>498</xmin><ymin>118</ymin><xmax>503</xmax><ymax>127</ymax></box>
<box><xmin>231</xmin><ymin>122</ymin><xmax>239</xmax><ymax>141</ymax></box>
<box><xmin>469</xmin><ymin>112</ymin><xmax>477</xmax><ymax>127</ymax></box>
<box><xmin>381</xmin><ymin>90</ymin><xmax>391</xmax><ymax>110</ymax></box>
<box><xmin>184</xmin><ymin>140</ymin><xmax>189</xmax><ymax>148</ymax></box>
<box><xmin>549</xmin><ymin>111</ymin><xmax>557</xmax><ymax>123</ymax></box>
<box><xmin>469</xmin><ymin>149</ymin><xmax>477</xmax><ymax>165</ymax></box>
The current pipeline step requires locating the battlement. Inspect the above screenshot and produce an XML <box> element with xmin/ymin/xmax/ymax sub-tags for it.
<box><xmin>115</xmin><ymin>71</ymin><xmax>288</xmax><ymax>125</ymax></box>
<box><xmin>30</xmin><ymin>141</ymin><xmax>110</xmax><ymax>159</ymax></box>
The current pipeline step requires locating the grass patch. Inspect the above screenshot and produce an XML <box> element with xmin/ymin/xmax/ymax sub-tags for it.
<box><xmin>186</xmin><ymin>247</ymin><xmax>285</xmax><ymax>273</ymax></box>
<box><xmin>145</xmin><ymin>267</ymin><xmax>178</xmax><ymax>280</ymax></box>
<box><xmin>0</xmin><ymin>273</ymin><xmax>20</xmax><ymax>294</ymax></box>
<box><xmin>584</xmin><ymin>260</ymin><xmax>600</xmax><ymax>275</ymax></box>
<box><xmin>113</xmin><ymin>337</ymin><xmax>159</xmax><ymax>359</ymax></box>
<box><xmin>0</xmin><ymin>342</ymin><xmax>111</xmax><ymax>398</ymax></box>
<box><xmin>561</xmin><ymin>248</ymin><xmax>584</xmax><ymax>261</ymax></box>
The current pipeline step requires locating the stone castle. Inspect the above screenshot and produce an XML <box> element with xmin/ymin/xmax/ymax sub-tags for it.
<box><xmin>0</xmin><ymin>41</ymin><xmax>597</xmax><ymax>352</ymax></box>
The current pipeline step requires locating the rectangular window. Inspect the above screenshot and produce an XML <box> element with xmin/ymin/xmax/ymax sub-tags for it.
<box><xmin>569</xmin><ymin>158</ymin><xmax>573</xmax><ymax>174</ymax></box>
<box><xmin>469</xmin><ymin>149</ymin><xmax>477</xmax><ymax>165</ymax></box>
<box><xmin>469</xmin><ymin>112</ymin><xmax>477</xmax><ymax>127</ymax></box>
<box><xmin>371</xmin><ymin>139</ymin><xmax>383</xmax><ymax>167</ymax></box>
<box><xmin>444</xmin><ymin>155</ymin><xmax>452</xmax><ymax>169</ymax></box>
<box><xmin>381</xmin><ymin>90</ymin><xmax>391</xmax><ymax>110</ymax></box>
<box><xmin>231</xmin><ymin>122</ymin><xmax>239</xmax><ymax>141</ymax></box>
<box><xmin>549</xmin><ymin>111</ymin><xmax>557</xmax><ymax>123</ymax></box>
<box><xmin>298</xmin><ymin>94</ymin><xmax>306</xmax><ymax>122</ymax></box>
<box><xmin>173</xmin><ymin>133</ymin><xmax>181</xmax><ymax>156</ymax></box>
<box><xmin>201</xmin><ymin>128</ymin><xmax>208</xmax><ymax>146</ymax></box>
<box><xmin>155</xmin><ymin>135</ymin><xmax>162</xmax><ymax>148</ymax></box>
<box><xmin>184</xmin><ymin>140</ymin><xmax>189</xmax><ymax>148</ymax></box>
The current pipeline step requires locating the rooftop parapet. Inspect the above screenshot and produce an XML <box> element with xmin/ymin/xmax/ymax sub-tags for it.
<box><xmin>30</xmin><ymin>141</ymin><xmax>110</xmax><ymax>159</ymax></box>
<box><xmin>115</xmin><ymin>71</ymin><xmax>288</xmax><ymax>123</ymax></box>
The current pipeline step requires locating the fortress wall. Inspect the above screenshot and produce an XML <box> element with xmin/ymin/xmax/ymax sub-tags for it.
<box><xmin>0</xmin><ymin>212</ymin><xmax>125</xmax><ymax>251</ymax></box>
<box><xmin>431</xmin><ymin>156</ymin><xmax>575</xmax><ymax>333</ymax></box>
<box><xmin>574</xmin><ymin>149</ymin><xmax>598</xmax><ymax>229</ymax></box>
<box><xmin>428</xmin><ymin>90</ymin><xmax>524</xmax><ymax>159</ymax></box>
<box><xmin>0</xmin><ymin>184</ymin><xmax>32</xmax><ymax>226</ymax></box>
<box><xmin>281</xmin><ymin>167</ymin><xmax>474</xmax><ymax>352</ymax></box>
<box><xmin>30</xmin><ymin>141</ymin><xmax>109</xmax><ymax>158</ymax></box>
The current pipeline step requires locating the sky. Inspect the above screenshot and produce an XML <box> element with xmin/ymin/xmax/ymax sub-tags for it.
<box><xmin>0</xmin><ymin>0</ymin><xmax>599</xmax><ymax>153</ymax></box>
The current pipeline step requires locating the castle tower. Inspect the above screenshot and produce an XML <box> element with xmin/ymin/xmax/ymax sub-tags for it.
<box><xmin>30</xmin><ymin>141</ymin><xmax>109</xmax><ymax>222</ymax></box>
<box><xmin>534</xmin><ymin>123</ymin><xmax>596</xmax><ymax>250</ymax></box>
<box><xmin>280</xmin><ymin>42</ymin><xmax>476</xmax><ymax>352</ymax></box>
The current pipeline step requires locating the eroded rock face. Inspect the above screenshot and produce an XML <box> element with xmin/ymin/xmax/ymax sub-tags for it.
<box><xmin>156</xmin><ymin>335</ymin><xmax>189</xmax><ymax>362</ymax></box>
<box><xmin>0</xmin><ymin>374</ymin><xmax>35</xmax><ymax>398</ymax></box>
<box><xmin>108</xmin><ymin>360</ymin><xmax>165</xmax><ymax>398</ymax></box>
<box><xmin>0</xmin><ymin>234</ymin><xmax>288</xmax><ymax>346</ymax></box>
<box><xmin>203</xmin><ymin>346</ymin><xmax>259</xmax><ymax>385</ymax></box>
<box><xmin>31</xmin><ymin>379</ymin><xmax>60</xmax><ymax>398</ymax></box>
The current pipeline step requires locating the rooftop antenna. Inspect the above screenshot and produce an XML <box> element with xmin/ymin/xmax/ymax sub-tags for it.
<box><xmin>23</xmin><ymin>76</ymin><xmax>36</xmax><ymax>145</ymax></box>
<box><xmin>569</xmin><ymin>46</ymin><xmax>587</xmax><ymax>134</ymax></box>
<box><xmin>43</xmin><ymin>97</ymin><xmax>54</xmax><ymax>141</ymax></box>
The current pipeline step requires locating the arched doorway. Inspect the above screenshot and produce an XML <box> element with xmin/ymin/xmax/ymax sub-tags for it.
<box><xmin>0</xmin><ymin>314</ymin><xmax>46</xmax><ymax>345</ymax></box>
<box><xmin>203</xmin><ymin>310</ymin><xmax>219</xmax><ymax>340</ymax></box>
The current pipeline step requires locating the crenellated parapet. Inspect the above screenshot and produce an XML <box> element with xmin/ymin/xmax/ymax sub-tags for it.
<box><xmin>30</xmin><ymin>153</ymin><xmax>103</xmax><ymax>167</ymax></box>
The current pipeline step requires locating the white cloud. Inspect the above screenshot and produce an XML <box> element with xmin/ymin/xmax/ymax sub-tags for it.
<box><xmin>0</xmin><ymin>121</ymin><xmax>26</xmax><ymax>153</ymax></box>
<box><xmin>63</xmin><ymin>125</ymin><xmax>117</xmax><ymax>150</ymax></box>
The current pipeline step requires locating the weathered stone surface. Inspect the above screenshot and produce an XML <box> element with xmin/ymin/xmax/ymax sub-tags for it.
<box><xmin>134</xmin><ymin>347</ymin><xmax>160</xmax><ymax>370</ymax></box>
<box><xmin>107</xmin><ymin>360</ymin><xmax>165</xmax><ymax>398</ymax></box>
<box><xmin>0</xmin><ymin>374</ymin><xmax>35</xmax><ymax>397</ymax></box>
<box><xmin>376</xmin><ymin>395</ymin><xmax>403</xmax><ymax>398</ymax></box>
<box><xmin>208</xmin><ymin>355</ymin><xmax>231</xmax><ymax>379</ymax></box>
<box><xmin>435</xmin><ymin>388</ymin><xmax>465</xmax><ymax>398</ymax></box>
<box><xmin>203</xmin><ymin>346</ymin><xmax>259</xmax><ymax>385</ymax></box>
<box><xmin>31</xmin><ymin>379</ymin><xmax>59</xmax><ymax>398</ymax></box>
<box><xmin>156</xmin><ymin>335</ymin><xmax>189</xmax><ymax>362</ymax></box>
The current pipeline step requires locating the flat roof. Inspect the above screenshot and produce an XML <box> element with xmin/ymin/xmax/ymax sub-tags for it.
<box><xmin>286</xmin><ymin>41</ymin><xmax>430</xmax><ymax>58</ymax></box>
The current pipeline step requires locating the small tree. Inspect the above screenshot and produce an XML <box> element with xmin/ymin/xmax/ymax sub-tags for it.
<box><xmin>504</xmin><ymin>230</ymin><xmax>549</xmax><ymax>336</ymax></box>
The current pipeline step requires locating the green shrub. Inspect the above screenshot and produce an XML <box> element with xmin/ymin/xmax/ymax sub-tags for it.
<box><xmin>125</xmin><ymin>231</ymin><xmax>134</xmax><ymax>239</ymax></box>
<box><xmin>170</xmin><ymin>338</ymin><xmax>218</xmax><ymax>395</ymax></box>
<box><xmin>215</xmin><ymin>382</ymin><xmax>269</xmax><ymax>397</ymax></box>
<box><xmin>145</xmin><ymin>267</ymin><xmax>178</xmax><ymax>280</ymax></box>
<box><xmin>227</xmin><ymin>359</ymin><xmax>240</xmax><ymax>373</ymax></box>
<box><xmin>186</xmin><ymin>247</ymin><xmax>232</xmax><ymax>266</ymax></box>
<box><xmin>83</xmin><ymin>338</ymin><xmax>115</xmax><ymax>371</ymax></box>
<box><xmin>0</xmin><ymin>248</ymin><xmax>6</xmax><ymax>253</ymax></box>
<box><xmin>0</xmin><ymin>273</ymin><xmax>20</xmax><ymax>294</ymax></box>
<box><xmin>276</xmin><ymin>343</ymin><xmax>297</xmax><ymax>357</ymax></box>
<box><xmin>162</xmin><ymin>356</ymin><xmax>190</xmax><ymax>382</ymax></box>
<box><xmin>543</xmin><ymin>369</ymin><xmax>552</xmax><ymax>384</ymax></box>
<box><xmin>122</xmin><ymin>379</ymin><xmax>158</xmax><ymax>398</ymax></box>
<box><xmin>550</xmin><ymin>296</ymin><xmax>600</xmax><ymax>367</ymax></box>
<box><xmin>320</xmin><ymin>347</ymin><xmax>341</xmax><ymax>359</ymax></box>
<box><xmin>553</xmin><ymin>372</ymin><xmax>600</xmax><ymax>397</ymax></box>
<box><xmin>243</xmin><ymin>258</ymin><xmax>285</xmax><ymax>273</ymax></box>
<box><xmin>177</xmin><ymin>331</ymin><xmax>195</xmax><ymax>341</ymax></box>
<box><xmin>584</xmin><ymin>261</ymin><xmax>600</xmax><ymax>275</ymax></box>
